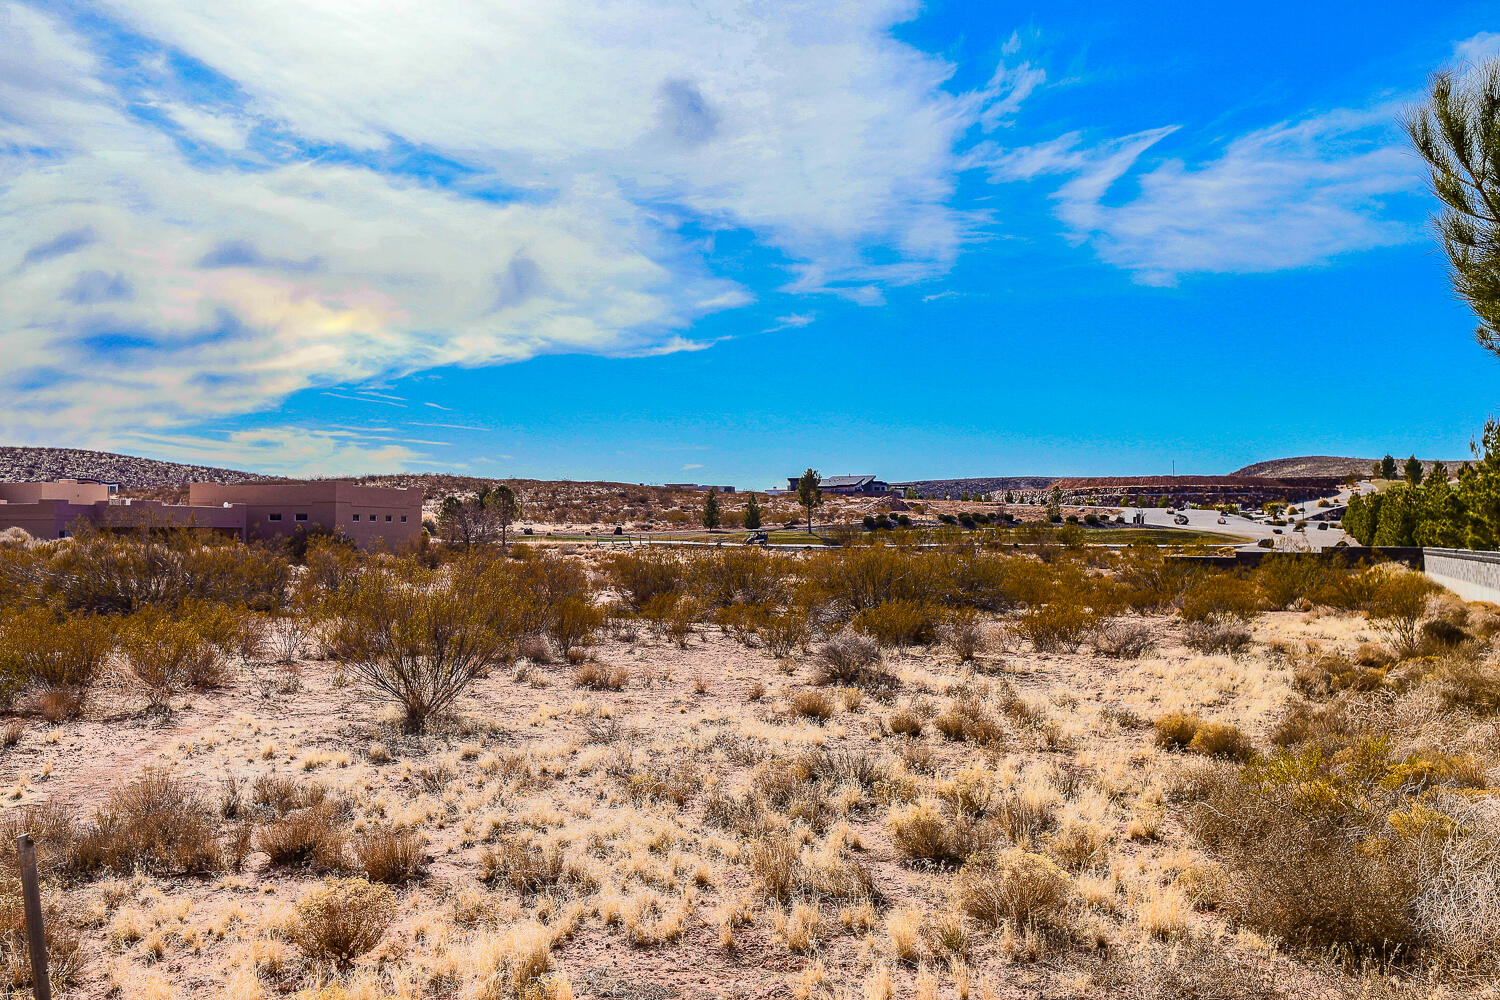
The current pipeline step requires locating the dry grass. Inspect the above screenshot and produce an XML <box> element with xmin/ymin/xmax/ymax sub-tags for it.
<box><xmin>5</xmin><ymin>537</ymin><xmax>1494</xmax><ymax>997</ymax></box>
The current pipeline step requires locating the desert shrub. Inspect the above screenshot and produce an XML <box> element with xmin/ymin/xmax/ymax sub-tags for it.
<box><xmin>1184</xmin><ymin>741</ymin><xmax>1475</xmax><ymax>959</ymax></box>
<box><xmin>887</xmin><ymin>708</ymin><xmax>924</xmax><ymax>737</ymax></box>
<box><xmin>300</xmin><ymin>535</ymin><xmax>360</xmax><ymax>592</ymax></box>
<box><xmin>1153</xmin><ymin>713</ymin><xmax>1202</xmax><ymax>751</ymax></box>
<box><xmin>641</xmin><ymin>591</ymin><xmax>702</xmax><ymax>647</ymax></box>
<box><xmin>1253</xmin><ymin>555</ymin><xmax>1338</xmax><ymax>611</ymax></box>
<box><xmin>1015</xmin><ymin>601</ymin><xmax>1099</xmax><ymax>653</ymax></box>
<box><xmin>809</xmin><ymin>631</ymin><xmax>896</xmax><ymax>691</ymax></box>
<box><xmin>689</xmin><ymin>548</ymin><xmax>788</xmax><ymax>607</ymax></box>
<box><xmin>1355</xmin><ymin>642</ymin><xmax>1397</xmax><ymax>668</ymax></box>
<box><xmin>730</xmin><ymin>601</ymin><xmax>812</xmax><ymax>656</ymax></box>
<box><xmin>252</xmin><ymin>774</ymin><xmax>335</xmax><ymax>815</ymax></box>
<box><xmin>745</xmin><ymin>833</ymin><xmax>801</xmax><ymax>902</ymax></box>
<box><xmin>1428</xmin><ymin>655</ymin><xmax>1500</xmax><ymax>714</ymax></box>
<box><xmin>353</xmin><ymin>827</ymin><xmax>427</xmax><ymax>884</ymax></box>
<box><xmin>479</xmin><ymin>837</ymin><xmax>566</xmax><ymax>895</ymax></box>
<box><xmin>258</xmin><ymin>805</ymin><xmax>348</xmax><ymax>870</ymax></box>
<box><xmin>953</xmin><ymin>849</ymin><xmax>1071</xmax><ymax>927</ymax></box>
<box><xmin>0</xmin><ymin>880</ymin><xmax>83</xmax><ymax>991</ymax></box>
<box><xmin>745</xmin><ymin>832</ymin><xmax>872</xmax><ymax>904</ymax></box>
<box><xmin>1050</xmin><ymin>821</ymin><xmax>1109</xmax><ymax>871</ymax></box>
<box><xmin>1419</xmin><ymin>617</ymin><xmax>1470</xmax><ymax>652</ymax></box>
<box><xmin>1180</xmin><ymin>572</ymin><xmax>1262</xmax><ymax>623</ymax></box>
<box><xmin>1182</xmin><ymin>622</ymin><xmax>1252</xmax><ymax>656</ymax></box>
<box><xmin>604</xmin><ymin>549</ymin><xmax>685</xmax><ymax>609</ymax></box>
<box><xmin>1090</xmin><ymin>618</ymin><xmax>1156</xmax><ymax>659</ymax></box>
<box><xmin>290</xmin><ymin>877</ymin><xmax>395</xmax><ymax>969</ymax></box>
<box><xmin>1366</xmin><ymin>570</ymin><xmax>1438</xmax><ymax>657</ymax></box>
<box><xmin>71</xmin><ymin>769</ymin><xmax>222</xmax><ymax>875</ymax></box>
<box><xmin>789</xmin><ymin>689</ymin><xmax>836</xmax><ymax>721</ymax></box>
<box><xmin>853</xmin><ymin>599</ymin><xmax>941</xmax><ymax>648</ymax></box>
<box><xmin>549</xmin><ymin>595</ymin><xmax>604</xmax><ymax>655</ymax></box>
<box><xmin>941</xmin><ymin>607</ymin><xmax>985</xmax><ymax>661</ymax></box>
<box><xmin>1186</xmin><ymin>722</ymin><xmax>1250</xmax><ymax>760</ymax></box>
<box><xmin>118</xmin><ymin>608</ymin><xmax>232</xmax><ymax>709</ymax></box>
<box><xmin>888</xmin><ymin>800</ymin><xmax>996</xmax><ymax>866</ymax></box>
<box><xmin>934</xmin><ymin>695</ymin><xmax>1006</xmax><ymax>745</ymax></box>
<box><xmin>322</xmin><ymin>564</ymin><xmax>513</xmax><ymax>730</ymax></box>
<box><xmin>517</xmin><ymin>634</ymin><xmax>555</xmax><ymax>664</ymax></box>
<box><xmin>573</xmin><ymin>662</ymin><xmax>629</xmax><ymax>690</ymax></box>
<box><xmin>0</xmin><ymin>608</ymin><xmax>112</xmax><ymax>703</ymax></box>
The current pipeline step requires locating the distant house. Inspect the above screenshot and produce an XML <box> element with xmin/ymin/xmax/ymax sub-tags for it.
<box><xmin>0</xmin><ymin>479</ymin><xmax>422</xmax><ymax>550</ymax></box>
<box><xmin>785</xmin><ymin>475</ymin><xmax>892</xmax><ymax>496</ymax></box>
<box><xmin>663</xmin><ymin>483</ymin><xmax>737</xmax><ymax>493</ymax></box>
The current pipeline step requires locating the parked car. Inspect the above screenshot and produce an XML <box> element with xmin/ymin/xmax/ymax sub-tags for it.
<box><xmin>744</xmin><ymin>530</ymin><xmax>769</xmax><ymax>546</ymax></box>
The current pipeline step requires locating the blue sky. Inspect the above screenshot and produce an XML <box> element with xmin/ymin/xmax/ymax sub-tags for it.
<box><xmin>3</xmin><ymin>1</ymin><xmax>1497</xmax><ymax>487</ymax></box>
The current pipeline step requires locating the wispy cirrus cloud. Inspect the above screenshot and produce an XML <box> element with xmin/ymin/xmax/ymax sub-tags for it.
<box><xmin>1</xmin><ymin>0</ymin><xmax>1036</xmax><ymax>456</ymax></box>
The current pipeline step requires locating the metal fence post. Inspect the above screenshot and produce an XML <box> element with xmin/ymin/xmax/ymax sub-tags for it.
<box><xmin>16</xmin><ymin>833</ymin><xmax>50</xmax><ymax>1000</ymax></box>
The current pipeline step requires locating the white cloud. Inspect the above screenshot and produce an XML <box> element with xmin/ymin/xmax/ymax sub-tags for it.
<box><xmin>116</xmin><ymin>427</ymin><xmax>429</xmax><ymax>476</ymax></box>
<box><xmin>984</xmin><ymin>106</ymin><xmax>1420</xmax><ymax>285</ymax></box>
<box><xmin>681</xmin><ymin>463</ymin><xmax>704</xmax><ymax>471</ymax></box>
<box><xmin>1</xmin><ymin>0</ymin><xmax>1030</xmax><ymax>455</ymax></box>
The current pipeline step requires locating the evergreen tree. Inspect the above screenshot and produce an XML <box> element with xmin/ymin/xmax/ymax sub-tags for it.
<box><xmin>797</xmin><ymin>469</ymin><xmax>824</xmax><ymax>536</ymax></box>
<box><xmin>701</xmin><ymin>487</ymin><xmax>722</xmax><ymax>530</ymax></box>
<box><xmin>1004</xmin><ymin>491</ymin><xmax>1015</xmax><ymax>504</ymax></box>
<box><xmin>1404</xmin><ymin>455</ymin><xmax>1424</xmax><ymax>485</ymax></box>
<box><xmin>1406</xmin><ymin>59</ymin><xmax>1500</xmax><ymax>354</ymax></box>
<box><xmin>743</xmin><ymin>493</ymin><xmax>762</xmax><ymax>530</ymax></box>
<box><xmin>1372</xmin><ymin>460</ymin><xmax>1383</xmax><ymax>480</ymax></box>
<box><xmin>1430</xmin><ymin>461</ymin><xmax>1449</xmax><ymax>484</ymax></box>
<box><xmin>1380</xmin><ymin>455</ymin><xmax>1398</xmax><ymax>480</ymax></box>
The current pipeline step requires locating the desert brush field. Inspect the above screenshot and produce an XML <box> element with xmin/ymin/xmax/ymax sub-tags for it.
<box><xmin>0</xmin><ymin>529</ymin><xmax>1496</xmax><ymax>999</ymax></box>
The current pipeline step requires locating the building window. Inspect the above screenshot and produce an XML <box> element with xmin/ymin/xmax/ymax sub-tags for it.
<box><xmin>400</xmin><ymin>515</ymin><xmax>407</xmax><ymax>522</ymax></box>
<box><xmin>268</xmin><ymin>513</ymin><xmax>282</xmax><ymax>522</ymax></box>
<box><xmin>352</xmin><ymin>514</ymin><xmax>360</xmax><ymax>521</ymax></box>
<box><xmin>295</xmin><ymin>513</ymin><xmax>308</xmax><ymax>522</ymax></box>
<box><xmin>385</xmin><ymin>515</ymin><xmax>392</xmax><ymax>522</ymax></box>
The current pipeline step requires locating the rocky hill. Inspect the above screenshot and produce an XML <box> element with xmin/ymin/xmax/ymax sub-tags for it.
<box><xmin>1232</xmin><ymin>455</ymin><xmax>1466</xmax><ymax>479</ymax></box>
<box><xmin>0</xmin><ymin>446</ymin><xmax>258</xmax><ymax>489</ymax></box>
<box><xmin>895</xmin><ymin>477</ymin><xmax>1056</xmax><ymax>498</ymax></box>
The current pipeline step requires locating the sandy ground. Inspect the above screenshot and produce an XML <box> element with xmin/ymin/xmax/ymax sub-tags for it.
<box><xmin>0</xmin><ymin>600</ymin><xmax>1460</xmax><ymax>1000</ymax></box>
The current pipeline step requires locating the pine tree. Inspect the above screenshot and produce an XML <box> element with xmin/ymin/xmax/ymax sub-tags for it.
<box><xmin>1404</xmin><ymin>455</ymin><xmax>1424</xmax><ymax>486</ymax></box>
<box><xmin>1406</xmin><ymin>59</ymin><xmax>1500</xmax><ymax>354</ymax></box>
<box><xmin>701</xmin><ymin>488</ymin><xmax>721</xmax><ymax>530</ymax></box>
<box><xmin>797</xmin><ymin>470</ymin><xmax>824</xmax><ymax>536</ymax></box>
<box><xmin>1380</xmin><ymin>455</ymin><xmax>1398</xmax><ymax>480</ymax></box>
<box><xmin>743</xmin><ymin>493</ymin><xmax>762</xmax><ymax>530</ymax></box>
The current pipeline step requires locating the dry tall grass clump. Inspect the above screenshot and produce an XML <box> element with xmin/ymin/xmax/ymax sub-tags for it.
<box><xmin>72</xmin><ymin>769</ymin><xmax>222</xmax><ymax>875</ymax></box>
<box><xmin>289</xmin><ymin>877</ymin><xmax>396</xmax><ymax>969</ymax></box>
<box><xmin>953</xmin><ymin>849</ymin><xmax>1071</xmax><ymax>928</ymax></box>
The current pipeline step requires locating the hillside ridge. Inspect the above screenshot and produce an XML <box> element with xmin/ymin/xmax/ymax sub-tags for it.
<box><xmin>1232</xmin><ymin>455</ymin><xmax>1466</xmax><ymax>478</ymax></box>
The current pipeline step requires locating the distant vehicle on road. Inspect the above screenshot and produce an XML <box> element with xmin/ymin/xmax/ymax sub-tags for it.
<box><xmin>1216</xmin><ymin>517</ymin><xmax>1228</xmax><ymax>524</ymax></box>
<box><xmin>1173</xmin><ymin>514</ymin><xmax>1189</xmax><ymax>525</ymax></box>
<box><xmin>744</xmin><ymin>531</ymin><xmax>769</xmax><ymax>546</ymax></box>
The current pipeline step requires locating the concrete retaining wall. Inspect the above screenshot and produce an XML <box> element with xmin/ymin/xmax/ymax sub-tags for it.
<box><xmin>1422</xmin><ymin>548</ymin><xmax>1500</xmax><ymax>604</ymax></box>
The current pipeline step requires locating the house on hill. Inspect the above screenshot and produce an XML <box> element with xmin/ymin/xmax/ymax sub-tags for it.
<box><xmin>785</xmin><ymin>474</ymin><xmax>892</xmax><ymax>496</ymax></box>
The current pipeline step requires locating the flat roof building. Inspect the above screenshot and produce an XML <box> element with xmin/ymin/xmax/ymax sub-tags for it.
<box><xmin>0</xmin><ymin>479</ymin><xmax>423</xmax><ymax>550</ymax></box>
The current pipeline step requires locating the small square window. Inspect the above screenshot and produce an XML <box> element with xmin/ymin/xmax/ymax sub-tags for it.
<box><xmin>385</xmin><ymin>515</ymin><xmax>392</xmax><ymax>522</ymax></box>
<box><xmin>352</xmin><ymin>514</ymin><xmax>360</xmax><ymax>521</ymax></box>
<box><xmin>268</xmin><ymin>513</ymin><xmax>282</xmax><ymax>522</ymax></box>
<box><xmin>400</xmin><ymin>515</ymin><xmax>407</xmax><ymax>522</ymax></box>
<box><xmin>295</xmin><ymin>513</ymin><xmax>308</xmax><ymax>522</ymax></box>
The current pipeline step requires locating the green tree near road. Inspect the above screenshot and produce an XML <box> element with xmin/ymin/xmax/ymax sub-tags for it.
<box><xmin>1406</xmin><ymin>59</ymin><xmax>1500</xmax><ymax>354</ymax></box>
<box><xmin>1379</xmin><ymin>455</ymin><xmax>1398</xmax><ymax>480</ymax></box>
<box><xmin>1404</xmin><ymin>455</ymin><xmax>1425</xmax><ymax>485</ymax></box>
<box><xmin>701</xmin><ymin>488</ymin><xmax>721</xmax><ymax>530</ymax></box>
<box><xmin>797</xmin><ymin>470</ymin><xmax>824</xmax><ymax>536</ymax></box>
<box><xmin>742</xmin><ymin>493</ymin><xmax>762</xmax><ymax>530</ymax></box>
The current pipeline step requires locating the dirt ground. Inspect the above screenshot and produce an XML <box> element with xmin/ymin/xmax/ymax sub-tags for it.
<box><xmin>5</xmin><ymin>596</ymin><xmax>1482</xmax><ymax>1000</ymax></box>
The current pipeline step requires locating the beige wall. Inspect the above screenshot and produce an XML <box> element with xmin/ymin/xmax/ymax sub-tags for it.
<box><xmin>189</xmin><ymin>481</ymin><xmax>422</xmax><ymax>550</ymax></box>
<box><xmin>0</xmin><ymin>481</ymin><xmax>110</xmax><ymax>504</ymax></box>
